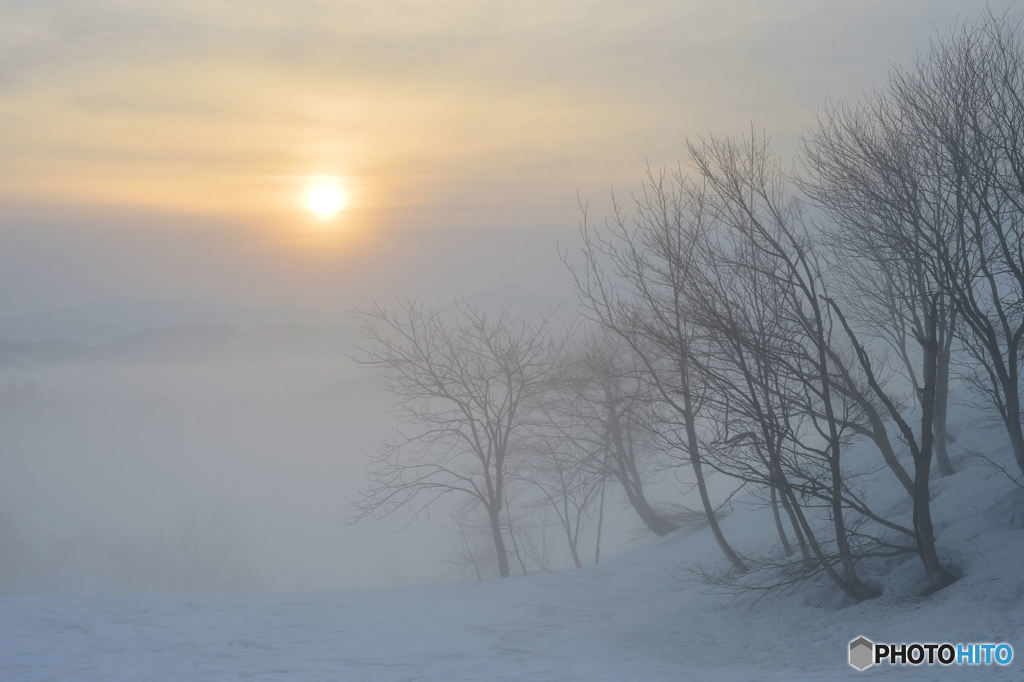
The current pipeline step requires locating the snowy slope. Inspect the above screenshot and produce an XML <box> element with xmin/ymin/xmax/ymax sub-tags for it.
<box><xmin>2</xmin><ymin>406</ymin><xmax>1023</xmax><ymax>681</ymax></box>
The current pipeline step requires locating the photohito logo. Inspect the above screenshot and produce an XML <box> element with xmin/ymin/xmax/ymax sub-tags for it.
<box><xmin>848</xmin><ymin>636</ymin><xmax>1014</xmax><ymax>671</ymax></box>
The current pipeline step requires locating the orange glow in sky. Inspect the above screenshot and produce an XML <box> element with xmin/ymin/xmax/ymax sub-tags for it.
<box><xmin>0</xmin><ymin>1</ymin><xmax>1005</xmax><ymax>252</ymax></box>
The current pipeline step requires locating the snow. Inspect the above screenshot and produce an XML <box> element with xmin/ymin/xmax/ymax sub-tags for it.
<box><xmin>2</xmin><ymin>406</ymin><xmax>1023</xmax><ymax>680</ymax></box>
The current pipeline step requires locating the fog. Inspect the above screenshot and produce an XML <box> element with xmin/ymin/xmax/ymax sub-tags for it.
<box><xmin>2</xmin><ymin>0</ymin><xmax>1013</xmax><ymax>599</ymax></box>
<box><xmin>1</xmin><ymin>329</ymin><xmax>373</xmax><ymax>589</ymax></box>
<box><xmin>0</xmin><ymin>311</ymin><xmax>702</xmax><ymax>594</ymax></box>
<box><xmin>0</xmin><ymin>219</ymin><xmax>626</xmax><ymax>594</ymax></box>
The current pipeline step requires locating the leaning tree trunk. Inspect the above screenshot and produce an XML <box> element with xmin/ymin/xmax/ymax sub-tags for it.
<box><xmin>778</xmin><ymin>481</ymin><xmax>810</xmax><ymax>561</ymax></box>
<box><xmin>813</xmin><ymin>306</ymin><xmax>878</xmax><ymax>601</ymax></box>
<box><xmin>682</xmin><ymin>383</ymin><xmax>747</xmax><ymax>573</ymax></box>
<box><xmin>783</xmin><ymin>484</ymin><xmax>874</xmax><ymax>602</ymax></box>
<box><xmin>606</xmin><ymin>405</ymin><xmax>680</xmax><ymax>537</ymax></box>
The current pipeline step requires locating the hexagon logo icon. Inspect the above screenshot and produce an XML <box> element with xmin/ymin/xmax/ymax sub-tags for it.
<box><xmin>849</xmin><ymin>636</ymin><xmax>874</xmax><ymax>671</ymax></box>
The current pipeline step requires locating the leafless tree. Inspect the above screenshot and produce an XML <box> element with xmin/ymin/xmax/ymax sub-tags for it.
<box><xmin>688</xmin><ymin>220</ymin><xmax>811</xmax><ymax>561</ymax></box>
<box><xmin>516</xmin><ymin>426</ymin><xmax>607</xmax><ymax>569</ymax></box>
<box><xmin>688</xmin><ymin>132</ymin><xmax>887</xmax><ymax>600</ymax></box>
<box><xmin>804</xmin><ymin>92</ymin><xmax>960</xmax><ymax>479</ymax></box>
<box><xmin>545</xmin><ymin>333</ymin><xmax>684</xmax><ymax>538</ymax></box>
<box><xmin>886</xmin><ymin>10</ymin><xmax>1024</xmax><ymax>477</ymax></box>
<box><xmin>353</xmin><ymin>300</ymin><xmax>556</xmax><ymax>578</ymax></box>
<box><xmin>688</xmin><ymin>191</ymin><xmax>920</xmax><ymax>593</ymax></box>
<box><xmin>571</xmin><ymin>169</ymin><xmax>748</xmax><ymax>574</ymax></box>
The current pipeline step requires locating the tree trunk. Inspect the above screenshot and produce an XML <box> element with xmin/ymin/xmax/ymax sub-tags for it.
<box><xmin>914</xmin><ymin>338</ymin><xmax>956</xmax><ymax>590</ymax></box>
<box><xmin>624</xmin><ymin>488</ymin><xmax>679</xmax><ymax>537</ymax></box>
<box><xmin>911</xmin><ymin>448</ymin><xmax>955</xmax><ymax>591</ymax></box>
<box><xmin>784</xmin><ymin>485</ymin><xmax>877</xmax><ymax>601</ymax></box>
<box><xmin>770</xmin><ymin>469</ymin><xmax>793</xmax><ymax>557</ymax></box>
<box><xmin>814</xmin><ymin>306</ymin><xmax>875</xmax><ymax>599</ymax></box>
<box><xmin>565</xmin><ymin>497</ymin><xmax>581</xmax><ymax>565</ymax></box>
<box><xmin>489</xmin><ymin>507</ymin><xmax>510</xmax><ymax>578</ymax></box>
<box><xmin>862</xmin><ymin>406</ymin><xmax>916</xmax><ymax>496</ymax></box>
<box><xmin>828</xmin><ymin>443</ymin><xmax>867</xmax><ymax>590</ymax></box>
<box><xmin>933</xmin><ymin>341</ymin><xmax>955</xmax><ymax>476</ymax></box>
<box><xmin>682</xmin><ymin>384</ymin><xmax>747</xmax><ymax>573</ymax></box>
<box><xmin>606</xmin><ymin>406</ymin><xmax>680</xmax><ymax>537</ymax></box>
<box><xmin>594</xmin><ymin>474</ymin><xmax>606</xmax><ymax>565</ymax></box>
<box><xmin>778</xmin><ymin>484</ymin><xmax>810</xmax><ymax>561</ymax></box>
<box><xmin>829</xmin><ymin>345</ymin><xmax>915</xmax><ymax>496</ymax></box>
<box><xmin>1004</xmin><ymin>391</ymin><xmax>1024</xmax><ymax>477</ymax></box>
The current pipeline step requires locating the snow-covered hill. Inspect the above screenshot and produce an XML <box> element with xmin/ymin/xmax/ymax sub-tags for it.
<box><xmin>2</xmin><ymin>406</ymin><xmax>1022</xmax><ymax>680</ymax></box>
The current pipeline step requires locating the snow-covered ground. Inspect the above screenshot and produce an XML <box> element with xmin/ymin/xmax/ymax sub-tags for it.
<box><xmin>2</xmin><ymin>406</ymin><xmax>1023</xmax><ymax>681</ymax></box>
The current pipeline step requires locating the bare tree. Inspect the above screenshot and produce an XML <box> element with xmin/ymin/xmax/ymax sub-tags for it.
<box><xmin>547</xmin><ymin>333</ymin><xmax>683</xmax><ymax>538</ymax></box>
<box><xmin>804</xmin><ymin>92</ymin><xmax>960</xmax><ymax>479</ymax></box>
<box><xmin>887</xmin><ymin>11</ymin><xmax>1024</xmax><ymax>477</ymax></box>
<box><xmin>517</xmin><ymin>426</ymin><xmax>607</xmax><ymax>569</ymax></box>
<box><xmin>688</xmin><ymin>132</ymin><xmax>886</xmax><ymax>600</ymax></box>
<box><xmin>353</xmin><ymin>300</ymin><xmax>555</xmax><ymax>578</ymax></box>
<box><xmin>571</xmin><ymin>169</ymin><xmax>748</xmax><ymax>574</ymax></box>
<box><xmin>684</xmin><ymin>129</ymin><xmax>956</xmax><ymax>593</ymax></box>
<box><xmin>688</xmin><ymin>220</ymin><xmax>815</xmax><ymax>562</ymax></box>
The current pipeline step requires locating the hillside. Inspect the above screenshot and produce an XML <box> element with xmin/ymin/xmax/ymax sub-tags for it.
<box><xmin>1</xmin><ymin>402</ymin><xmax>1022</xmax><ymax>680</ymax></box>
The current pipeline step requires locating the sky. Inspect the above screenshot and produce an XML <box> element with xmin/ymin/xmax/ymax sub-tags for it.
<box><xmin>0</xmin><ymin>0</ymin><xmax>1012</xmax><ymax>315</ymax></box>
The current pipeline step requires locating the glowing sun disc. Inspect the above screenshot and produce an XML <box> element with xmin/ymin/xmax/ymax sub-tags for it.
<box><xmin>305</xmin><ymin>183</ymin><xmax>347</xmax><ymax>219</ymax></box>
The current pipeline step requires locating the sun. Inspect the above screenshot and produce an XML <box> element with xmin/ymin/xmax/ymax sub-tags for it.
<box><xmin>304</xmin><ymin>181</ymin><xmax>348</xmax><ymax>219</ymax></box>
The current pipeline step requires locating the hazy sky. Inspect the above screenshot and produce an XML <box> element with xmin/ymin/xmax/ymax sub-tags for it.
<box><xmin>0</xmin><ymin>0</ymin><xmax>1012</xmax><ymax>315</ymax></box>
